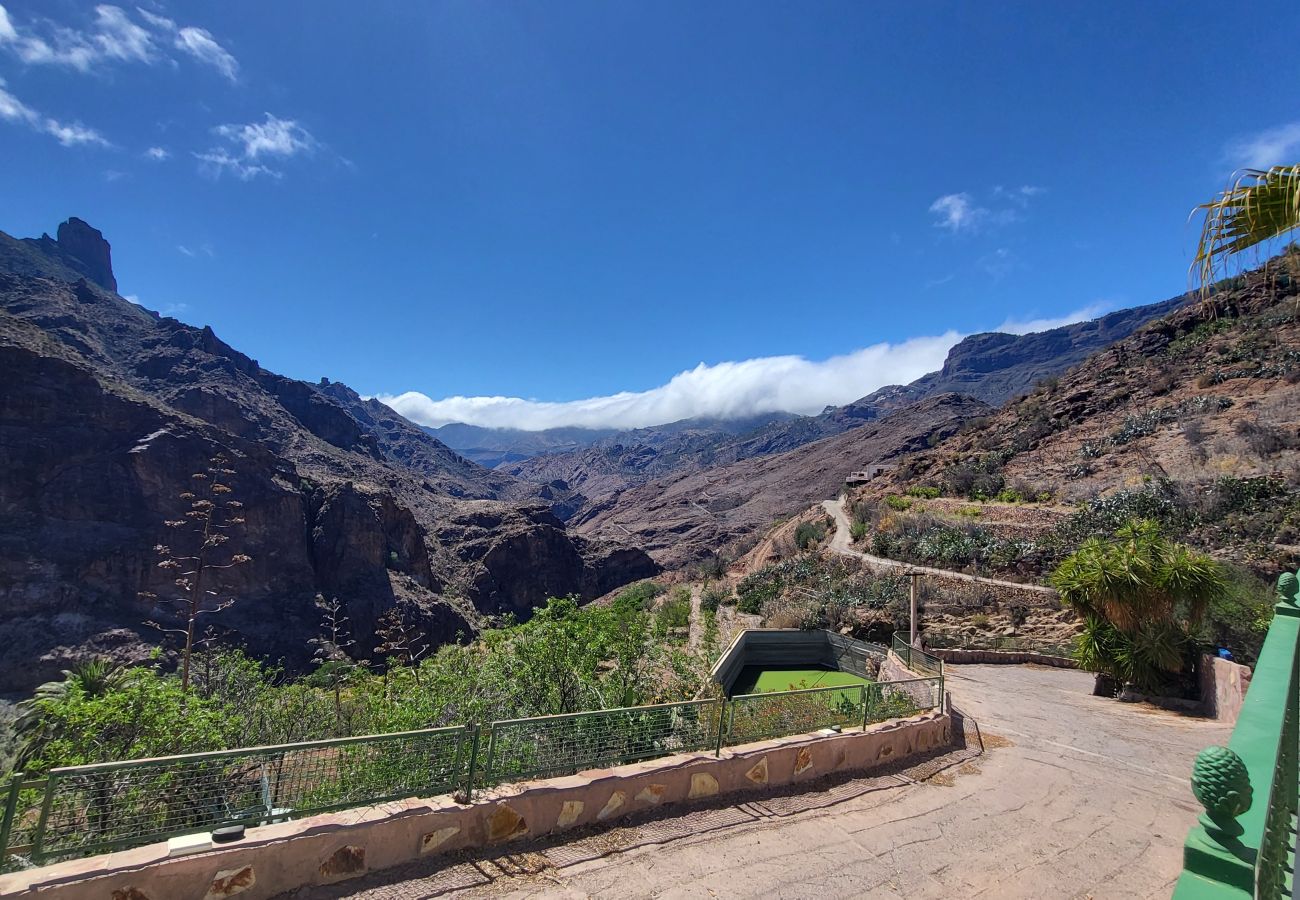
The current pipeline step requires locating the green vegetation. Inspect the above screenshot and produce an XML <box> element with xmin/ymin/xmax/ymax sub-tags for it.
<box><xmin>735</xmin><ymin>555</ymin><xmax>908</xmax><ymax>631</ymax></box>
<box><xmin>7</xmin><ymin>591</ymin><xmax>717</xmax><ymax>777</ymax></box>
<box><xmin>905</xmin><ymin>485</ymin><xmax>941</xmax><ymax>499</ymax></box>
<box><xmin>883</xmin><ymin>494</ymin><xmax>912</xmax><ymax>511</ymax></box>
<box><xmin>1052</xmin><ymin>520</ymin><xmax>1226</xmax><ymax>696</ymax></box>
<box><xmin>700</xmin><ymin>582</ymin><xmax>731</xmax><ymax>613</ymax></box>
<box><xmin>655</xmin><ymin>588</ymin><xmax>692</xmax><ymax>635</ymax></box>
<box><xmin>794</xmin><ymin>518</ymin><xmax>829</xmax><ymax>550</ymax></box>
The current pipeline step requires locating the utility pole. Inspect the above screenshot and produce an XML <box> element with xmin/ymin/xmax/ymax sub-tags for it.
<box><xmin>907</xmin><ymin>571</ymin><xmax>920</xmax><ymax>647</ymax></box>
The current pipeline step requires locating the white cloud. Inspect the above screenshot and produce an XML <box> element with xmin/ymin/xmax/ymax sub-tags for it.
<box><xmin>197</xmin><ymin>113</ymin><xmax>317</xmax><ymax>179</ymax></box>
<box><xmin>92</xmin><ymin>5</ymin><xmax>155</xmax><ymax>63</ymax></box>
<box><xmin>216</xmin><ymin>113</ymin><xmax>315</xmax><ymax>159</ymax></box>
<box><xmin>381</xmin><ymin>292</ymin><xmax>1120</xmax><ymax>431</ymax></box>
<box><xmin>929</xmin><ymin>193</ymin><xmax>980</xmax><ymax>233</ymax></box>
<box><xmin>929</xmin><ymin>186</ymin><xmax>1041</xmax><ymax>233</ymax></box>
<box><xmin>1227</xmin><ymin>122</ymin><xmax>1300</xmax><ymax>170</ymax></box>
<box><xmin>176</xmin><ymin>244</ymin><xmax>195</xmax><ymax>256</ymax></box>
<box><xmin>144</xmin><ymin>145</ymin><xmax>169</xmax><ymax>160</ymax></box>
<box><xmin>0</xmin><ymin>4</ymin><xmax>237</xmax><ymax>79</ymax></box>
<box><xmin>996</xmin><ymin>302</ymin><xmax>1110</xmax><ymax>335</ymax></box>
<box><xmin>174</xmin><ymin>26</ymin><xmax>237</xmax><ymax>82</ymax></box>
<box><xmin>0</xmin><ymin>80</ymin><xmax>109</xmax><ymax>146</ymax></box>
<box><xmin>379</xmin><ymin>333</ymin><xmax>962</xmax><ymax>431</ymax></box>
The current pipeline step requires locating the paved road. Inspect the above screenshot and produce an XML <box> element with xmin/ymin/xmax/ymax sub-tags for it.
<box><xmin>821</xmin><ymin>497</ymin><xmax>1059</xmax><ymax>596</ymax></box>
<box><xmin>292</xmin><ymin>665</ymin><xmax>1225</xmax><ymax>900</ymax></box>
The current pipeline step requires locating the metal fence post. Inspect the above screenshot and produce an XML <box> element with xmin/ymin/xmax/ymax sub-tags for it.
<box><xmin>30</xmin><ymin>773</ymin><xmax>57</xmax><ymax>864</ymax></box>
<box><xmin>0</xmin><ymin>774</ymin><xmax>23</xmax><ymax>867</ymax></box>
<box><xmin>714</xmin><ymin>700</ymin><xmax>727</xmax><ymax>757</ymax></box>
<box><xmin>460</xmin><ymin>725</ymin><xmax>481</xmax><ymax>803</ymax></box>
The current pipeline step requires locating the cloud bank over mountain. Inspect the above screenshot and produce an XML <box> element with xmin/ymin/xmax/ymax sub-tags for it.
<box><xmin>382</xmin><ymin>331</ymin><xmax>965</xmax><ymax>431</ymax></box>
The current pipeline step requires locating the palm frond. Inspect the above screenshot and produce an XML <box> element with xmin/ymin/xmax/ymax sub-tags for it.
<box><xmin>1193</xmin><ymin>165</ymin><xmax>1300</xmax><ymax>296</ymax></box>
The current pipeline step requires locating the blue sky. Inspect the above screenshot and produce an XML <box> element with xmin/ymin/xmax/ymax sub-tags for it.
<box><xmin>2</xmin><ymin>1</ymin><xmax>1299</xmax><ymax>430</ymax></box>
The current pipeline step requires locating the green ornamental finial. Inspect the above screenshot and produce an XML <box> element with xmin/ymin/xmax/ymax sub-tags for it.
<box><xmin>1191</xmin><ymin>746</ymin><xmax>1252</xmax><ymax>839</ymax></box>
<box><xmin>1278</xmin><ymin>572</ymin><xmax>1299</xmax><ymax>605</ymax></box>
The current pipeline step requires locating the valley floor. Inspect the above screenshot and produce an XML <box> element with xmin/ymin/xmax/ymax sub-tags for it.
<box><xmin>285</xmin><ymin>664</ymin><xmax>1224</xmax><ymax>899</ymax></box>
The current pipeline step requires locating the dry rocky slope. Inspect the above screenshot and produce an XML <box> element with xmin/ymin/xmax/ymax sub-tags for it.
<box><xmin>573</xmin><ymin>393</ymin><xmax>991</xmax><ymax>569</ymax></box>
<box><xmin>859</xmin><ymin>251</ymin><xmax>1300</xmax><ymax>574</ymax></box>
<box><xmin>0</xmin><ymin>219</ymin><xmax>655</xmax><ymax>693</ymax></box>
<box><xmin>499</xmin><ymin>295</ymin><xmax>1187</xmax><ymax>529</ymax></box>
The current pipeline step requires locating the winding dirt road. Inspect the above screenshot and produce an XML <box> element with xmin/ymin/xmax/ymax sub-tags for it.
<box><xmin>819</xmin><ymin>497</ymin><xmax>1058</xmax><ymax>597</ymax></box>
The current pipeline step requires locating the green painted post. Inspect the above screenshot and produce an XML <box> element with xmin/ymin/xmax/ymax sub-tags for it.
<box><xmin>460</xmin><ymin>725</ymin><xmax>481</xmax><ymax>803</ymax></box>
<box><xmin>714</xmin><ymin>700</ymin><xmax>726</xmax><ymax>757</ymax></box>
<box><xmin>1173</xmin><ymin>595</ymin><xmax>1300</xmax><ymax>899</ymax></box>
<box><xmin>0</xmin><ymin>774</ymin><xmax>23</xmax><ymax>868</ymax></box>
<box><xmin>30</xmin><ymin>773</ymin><xmax>57</xmax><ymax>864</ymax></box>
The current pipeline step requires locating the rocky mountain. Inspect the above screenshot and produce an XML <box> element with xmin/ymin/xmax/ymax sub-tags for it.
<box><xmin>858</xmin><ymin>251</ymin><xmax>1300</xmax><ymax>572</ymax></box>
<box><xmin>500</xmin><ymin>294</ymin><xmax>1189</xmax><ymax>523</ymax></box>
<box><xmin>572</xmin><ymin>393</ymin><xmax>992</xmax><ymax>568</ymax></box>
<box><xmin>0</xmin><ymin>220</ymin><xmax>655</xmax><ymax>694</ymax></box>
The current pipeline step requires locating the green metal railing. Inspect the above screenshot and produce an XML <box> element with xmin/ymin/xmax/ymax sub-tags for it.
<box><xmin>0</xmin><ymin>674</ymin><xmax>946</xmax><ymax>872</ymax></box>
<box><xmin>891</xmin><ymin>633</ymin><xmax>945</xmax><ymax>678</ymax></box>
<box><xmin>481</xmin><ymin>699</ymin><xmax>723</xmax><ymax>786</ymax></box>
<box><xmin>1173</xmin><ymin>587</ymin><xmax>1300</xmax><ymax>899</ymax></box>
<box><xmin>2</xmin><ymin>726</ymin><xmax>471</xmax><ymax>868</ymax></box>
<box><xmin>724</xmin><ymin>676</ymin><xmax>944</xmax><ymax>745</ymax></box>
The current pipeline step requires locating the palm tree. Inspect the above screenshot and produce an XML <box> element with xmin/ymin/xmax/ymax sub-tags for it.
<box><xmin>1052</xmin><ymin>520</ymin><xmax>1224</xmax><ymax>695</ymax></box>
<box><xmin>1194</xmin><ymin>165</ymin><xmax>1300</xmax><ymax>294</ymax></box>
<box><xmin>12</xmin><ymin>659</ymin><xmax>126</xmax><ymax>768</ymax></box>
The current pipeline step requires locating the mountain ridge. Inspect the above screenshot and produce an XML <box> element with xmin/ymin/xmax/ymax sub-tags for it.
<box><xmin>0</xmin><ymin>219</ymin><xmax>656</xmax><ymax>693</ymax></box>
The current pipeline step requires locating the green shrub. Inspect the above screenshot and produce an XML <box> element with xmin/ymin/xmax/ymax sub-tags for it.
<box><xmin>700</xmin><ymin>583</ymin><xmax>731</xmax><ymax>613</ymax></box>
<box><xmin>850</xmin><ymin>521</ymin><xmax>868</xmax><ymax>541</ymax></box>
<box><xmin>905</xmin><ymin>486</ymin><xmax>941</xmax><ymax>499</ymax></box>
<box><xmin>884</xmin><ymin>495</ymin><xmax>912</xmax><ymax>511</ymax></box>
<box><xmin>794</xmin><ymin>519</ymin><xmax>828</xmax><ymax>550</ymax></box>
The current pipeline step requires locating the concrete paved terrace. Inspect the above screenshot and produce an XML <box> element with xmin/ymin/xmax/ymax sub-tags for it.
<box><xmin>284</xmin><ymin>664</ymin><xmax>1227</xmax><ymax>899</ymax></box>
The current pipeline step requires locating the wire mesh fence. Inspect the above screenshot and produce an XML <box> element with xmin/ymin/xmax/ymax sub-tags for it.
<box><xmin>482</xmin><ymin>699</ymin><xmax>722</xmax><ymax>786</ymax></box>
<box><xmin>864</xmin><ymin>678</ymin><xmax>943</xmax><ymax>725</ymax></box>
<box><xmin>892</xmin><ymin>633</ymin><xmax>944</xmax><ymax>677</ymax></box>
<box><xmin>6</xmin><ymin>726</ymin><xmax>470</xmax><ymax>866</ymax></box>
<box><xmin>0</xmin><ymin>670</ymin><xmax>946</xmax><ymax>871</ymax></box>
<box><xmin>725</xmin><ymin>684</ymin><xmax>867</xmax><ymax>745</ymax></box>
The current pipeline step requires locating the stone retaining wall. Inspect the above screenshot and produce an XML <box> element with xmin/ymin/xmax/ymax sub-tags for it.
<box><xmin>0</xmin><ymin>710</ymin><xmax>952</xmax><ymax>900</ymax></box>
<box><xmin>928</xmin><ymin>648</ymin><xmax>1078</xmax><ymax>668</ymax></box>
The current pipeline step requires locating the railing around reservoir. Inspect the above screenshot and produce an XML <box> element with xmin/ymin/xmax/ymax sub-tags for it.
<box><xmin>724</xmin><ymin>677</ymin><xmax>944</xmax><ymax>746</ymax></box>
<box><xmin>0</xmin><ymin>673</ymin><xmax>946</xmax><ymax>872</ymax></box>
<box><xmin>1172</xmin><ymin>592</ymin><xmax>1300</xmax><ymax>900</ymax></box>
<box><xmin>891</xmin><ymin>633</ymin><xmax>945</xmax><ymax>678</ymax></box>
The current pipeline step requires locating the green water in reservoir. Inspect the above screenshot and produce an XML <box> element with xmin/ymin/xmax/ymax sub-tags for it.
<box><xmin>730</xmin><ymin>665</ymin><xmax>872</xmax><ymax>699</ymax></box>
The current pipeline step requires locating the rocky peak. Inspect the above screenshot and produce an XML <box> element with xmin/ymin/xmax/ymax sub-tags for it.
<box><xmin>53</xmin><ymin>217</ymin><xmax>117</xmax><ymax>293</ymax></box>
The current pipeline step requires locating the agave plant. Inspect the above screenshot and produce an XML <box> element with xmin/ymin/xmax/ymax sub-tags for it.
<box><xmin>1193</xmin><ymin>164</ymin><xmax>1300</xmax><ymax>294</ymax></box>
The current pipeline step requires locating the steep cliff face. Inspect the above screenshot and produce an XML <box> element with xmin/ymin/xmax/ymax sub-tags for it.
<box><xmin>0</xmin><ymin>220</ymin><xmax>656</xmax><ymax>693</ymax></box>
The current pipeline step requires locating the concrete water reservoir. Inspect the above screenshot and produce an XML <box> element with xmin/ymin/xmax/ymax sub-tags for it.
<box><xmin>711</xmin><ymin>629</ymin><xmax>889</xmax><ymax>698</ymax></box>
